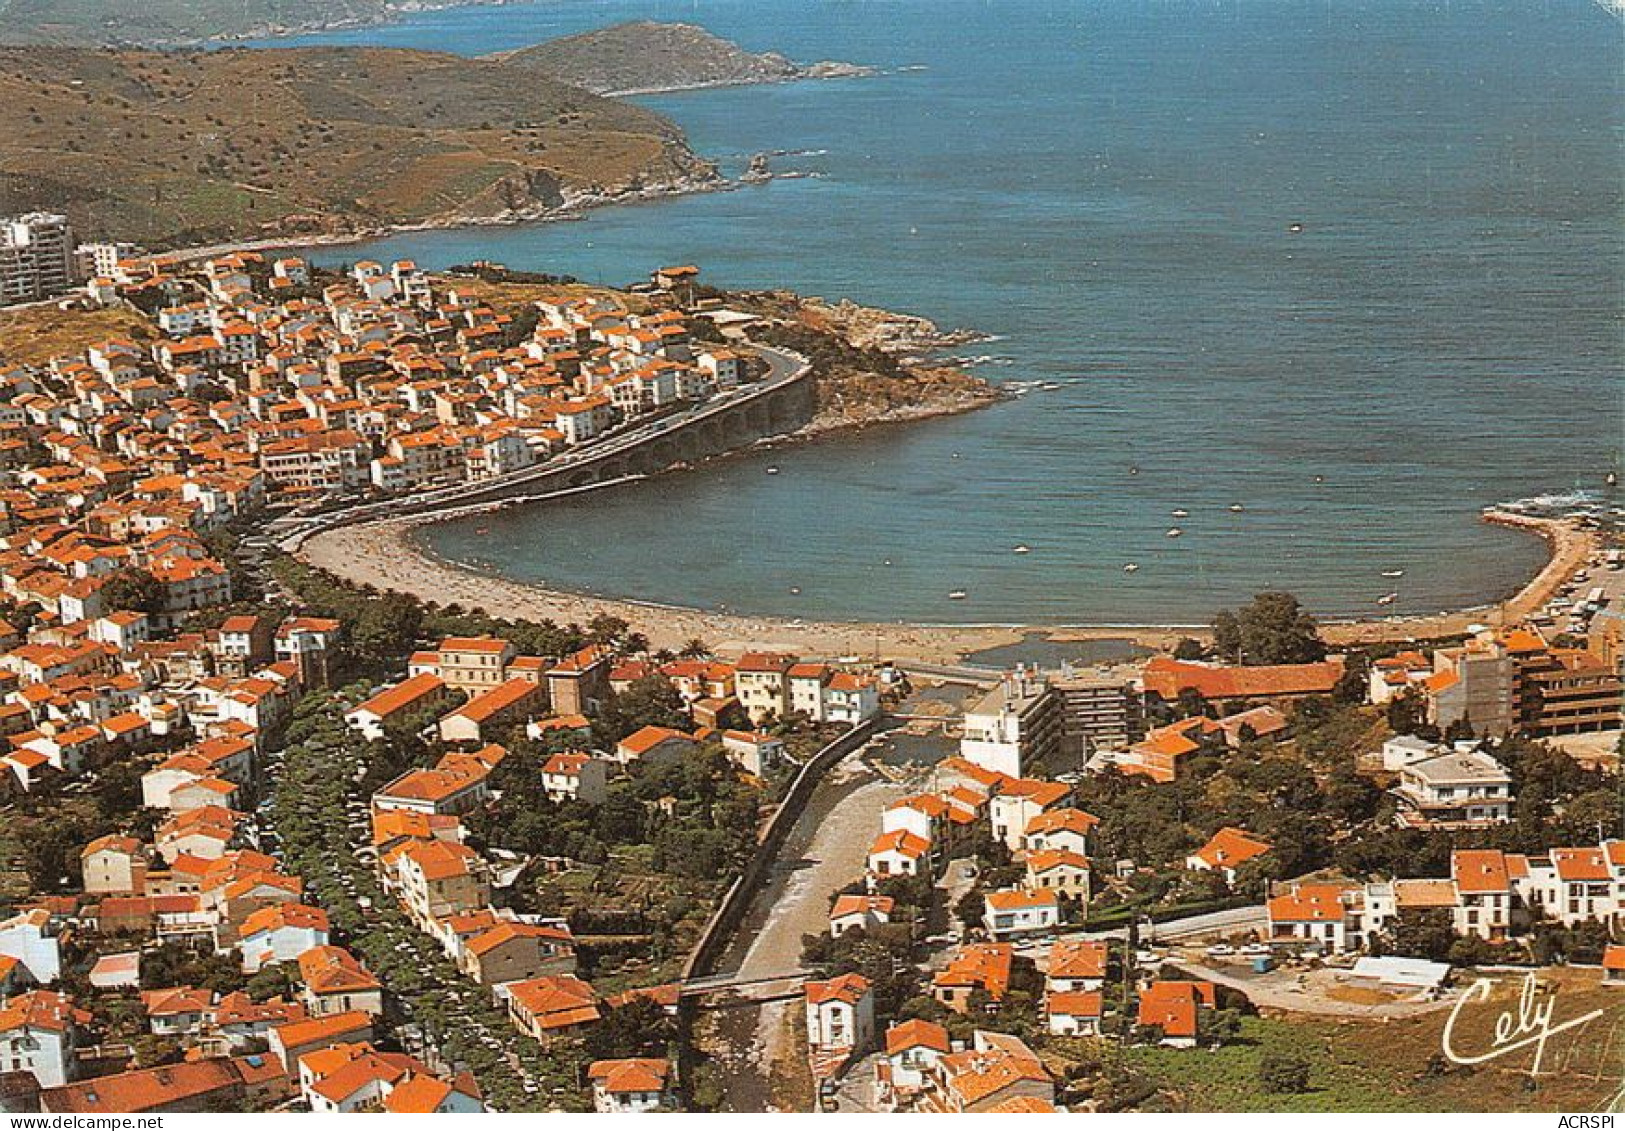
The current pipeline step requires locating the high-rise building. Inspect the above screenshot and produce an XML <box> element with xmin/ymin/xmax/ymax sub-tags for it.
<box><xmin>0</xmin><ymin>213</ymin><xmax>76</xmax><ymax>304</ymax></box>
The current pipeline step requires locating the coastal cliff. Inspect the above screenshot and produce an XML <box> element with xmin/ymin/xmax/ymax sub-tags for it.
<box><xmin>497</xmin><ymin>21</ymin><xmax>873</xmax><ymax>96</ymax></box>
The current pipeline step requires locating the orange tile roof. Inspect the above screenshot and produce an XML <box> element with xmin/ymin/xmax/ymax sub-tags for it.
<box><xmin>1142</xmin><ymin>656</ymin><xmax>1345</xmax><ymax>701</ymax></box>
<box><xmin>1190</xmin><ymin>827</ymin><xmax>1272</xmax><ymax>871</ymax></box>
<box><xmin>1453</xmin><ymin>849</ymin><xmax>1511</xmax><ymax>894</ymax></box>
<box><xmin>587</xmin><ymin>1058</ymin><xmax>669</xmax><ymax>1095</ymax></box>
<box><xmin>1047</xmin><ymin>939</ymin><xmax>1107</xmax><ymax>981</ymax></box>
<box><xmin>805</xmin><ymin>972</ymin><xmax>870</xmax><ymax>1005</ymax></box>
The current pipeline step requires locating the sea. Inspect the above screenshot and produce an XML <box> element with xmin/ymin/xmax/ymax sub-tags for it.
<box><xmin>262</xmin><ymin>0</ymin><xmax>1624</xmax><ymax>626</ymax></box>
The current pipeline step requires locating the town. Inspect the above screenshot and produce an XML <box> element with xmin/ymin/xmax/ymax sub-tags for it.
<box><xmin>0</xmin><ymin>212</ymin><xmax>1620</xmax><ymax>1114</ymax></box>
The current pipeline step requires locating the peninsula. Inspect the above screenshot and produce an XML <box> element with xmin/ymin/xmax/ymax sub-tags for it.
<box><xmin>496</xmin><ymin>21</ymin><xmax>874</xmax><ymax>97</ymax></box>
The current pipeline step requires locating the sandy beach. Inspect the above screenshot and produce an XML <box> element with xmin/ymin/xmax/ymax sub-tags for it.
<box><xmin>295</xmin><ymin>505</ymin><xmax>1599</xmax><ymax>666</ymax></box>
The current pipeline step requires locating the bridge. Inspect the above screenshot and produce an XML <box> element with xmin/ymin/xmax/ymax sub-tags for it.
<box><xmin>677</xmin><ymin>969</ymin><xmax>812</xmax><ymax>1008</ymax></box>
<box><xmin>271</xmin><ymin>343</ymin><xmax>815</xmax><ymax>550</ymax></box>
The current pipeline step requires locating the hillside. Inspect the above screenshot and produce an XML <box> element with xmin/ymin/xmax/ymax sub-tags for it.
<box><xmin>0</xmin><ymin>0</ymin><xmax>394</xmax><ymax>45</ymax></box>
<box><xmin>0</xmin><ymin>44</ymin><xmax>715</xmax><ymax>248</ymax></box>
<box><xmin>500</xmin><ymin>20</ymin><xmax>871</xmax><ymax>96</ymax></box>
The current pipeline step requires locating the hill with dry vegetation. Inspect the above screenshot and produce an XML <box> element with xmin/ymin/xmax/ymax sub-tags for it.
<box><xmin>499</xmin><ymin>20</ymin><xmax>870</xmax><ymax>96</ymax></box>
<box><xmin>0</xmin><ymin>44</ymin><xmax>715</xmax><ymax>248</ymax></box>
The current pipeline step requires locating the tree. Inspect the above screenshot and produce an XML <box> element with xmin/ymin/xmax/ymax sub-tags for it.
<box><xmin>102</xmin><ymin>568</ymin><xmax>166</xmax><ymax>615</ymax></box>
<box><xmin>1258</xmin><ymin>1050</ymin><xmax>1312</xmax><ymax>1094</ymax></box>
<box><xmin>679</xmin><ymin>638</ymin><xmax>712</xmax><ymax>659</ymax></box>
<box><xmin>1173</xmin><ymin>637</ymin><xmax>1206</xmax><ymax>661</ymax></box>
<box><xmin>1212</xmin><ymin>610</ymin><xmax>1242</xmax><ymax>664</ymax></box>
<box><xmin>1213</xmin><ymin>592</ymin><xmax>1326</xmax><ymax>665</ymax></box>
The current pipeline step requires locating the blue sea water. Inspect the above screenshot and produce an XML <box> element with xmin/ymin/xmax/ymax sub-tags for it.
<box><xmin>269</xmin><ymin>0</ymin><xmax>1623</xmax><ymax>625</ymax></box>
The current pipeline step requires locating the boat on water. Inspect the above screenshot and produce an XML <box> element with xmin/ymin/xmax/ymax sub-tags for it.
<box><xmin>1288</xmin><ymin>222</ymin><xmax>1305</xmax><ymax>233</ymax></box>
<box><xmin>1377</xmin><ymin>592</ymin><xmax>1399</xmax><ymax>606</ymax></box>
<box><xmin>1166</xmin><ymin>528</ymin><xmax>1183</xmax><ymax>538</ymax></box>
<box><xmin>1229</xmin><ymin>503</ymin><xmax>1245</xmax><ymax>512</ymax></box>
<box><xmin>948</xmin><ymin>590</ymin><xmax>968</xmax><ymax>600</ymax></box>
<box><xmin>1013</xmin><ymin>544</ymin><xmax>1031</xmax><ymax>554</ymax></box>
<box><xmin>1039</xmin><ymin>382</ymin><xmax>1063</xmax><ymax>391</ymax></box>
<box><xmin>1381</xmin><ymin>569</ymin><xmax>1405</xmax><ymax>578</ymax></box>
<box><xmin>1123</xmin><ymin>563</ymin><xmax>1140</xmax><ymax>573</ymax></box>
<box><xmin>1608</xmin><ymin>471</ymin><xmax>1619</xmax><ymax>486</ymax></box>
<box><xmin>789</xmin><ymin>586</ymin><xmax>801</xmax><ymax>595</ymax></box>
<box><xmin>1171</xmin><ymin>509</ymin><xmax>1189</xmax><ymax>518</ymax></box>
<box><xmin>474</xmin><ymin>527</ymin><xmax>488</xmax><ymax>535</ymax></box>
<box><xmin>766</xmin><ymin>466</ymin><xmax>780</xmax><ymax>475</ymax></box>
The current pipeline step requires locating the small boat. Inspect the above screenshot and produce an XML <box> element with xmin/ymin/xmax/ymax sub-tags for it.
<box><xmin>1314</xmin><ymin>475</ymin><xmax>1325</xmax><ymax>483</ymax></box>
<box><xmin>766</xmin><ymin>466</ymin><xmax>780</xmax><ymax>475</ymax></box>
<box><xmin>1609</xmin><ymin>471</ymin><xmax>1619</xmax><ymax>486</ymax></box>
<box><xmin>883</xmin><ymin>559</ymin><xmax>893</xmax><ymax>566</ymax></box>
<box><xmin>1171</xmin><ymin>509</ymin><xmax>1189</xmax><ymax>519</ymax></box>
<box><xmin>948</xmin><ymin>590</ymin><xmax>968</xmax><ymax>600</ymax></box>
<box><xmin>1288</xmin><ymin>222</ymin><xmax>1304</xmax><ymax>233</ymax></box>
<box><xmin>1123</xmin><ymin>563</ymin><xmax>1140</xmax><ymax>573</ymax></box>
<box><xmin>1381</xmin><ymin>569</ymin><xmax>1405</xmax><ymax>578</ymax></box>
<box><xmin>1166</xmin><ymin>528</ymin><xmax>1183</xmax><ymax>538</ymax></box>
<box><xmin>1013</xmin><ymin>544</ymin><xmax>1031</xmax><ymax>554</ymax></box>
<box><xmin>1129</xmin><ymin>466</ymin><xmax>1140</xmax><ymax>476</ymax></box>
<box><xmin>1040</xmin><ymin>382</ymin><xmax>1063</xmax><ymax>391</ymax></box>
<box><xmin>1229</xmin><ymin>503</ymin><xmax>1245</xmax><ymax>512</ymax></box>
<box><xmin>474</xmin><ymin>527</ymin><xmax>488</xmax><ymax>535</ymax></box>
<box><xmin>1377</xmin><ymin>592</ymin><xmax>1398</xmax><ymax>606</ymax></box>
<box><xmin>789</xmin><ymin>586</ymin><xmax>801</xmax><ymax>595</ymax></box>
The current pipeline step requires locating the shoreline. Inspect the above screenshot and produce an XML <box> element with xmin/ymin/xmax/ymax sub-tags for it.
<box><xmin>296</xmin><ymin>502</ymin><xmax>1598</xmax><ymax>666</ymax></box>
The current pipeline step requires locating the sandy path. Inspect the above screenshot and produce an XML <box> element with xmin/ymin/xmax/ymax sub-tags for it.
<box><xmin>296</xmin><ymin>508</ymin><xmax>1597</xmax><ymax>665</ymax></box>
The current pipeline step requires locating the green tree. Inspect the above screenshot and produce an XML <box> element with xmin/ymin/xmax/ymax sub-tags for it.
<box><xmin>102</xmin><ymin>568</ymin><xmax>166</xmax><ymax>614</ymax></box>
<box><xmin>1258</xmin><ymin>1050</ymin><xmax>1312</xmax><ymax>1093</ymax></box>
<box><xmin>1213</xmin><ymin>592</ymin><xmax>1326</xmax><ymax>665</ymax></box>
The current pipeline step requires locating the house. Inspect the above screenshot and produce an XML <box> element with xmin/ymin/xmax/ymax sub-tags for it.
<box><xmin>1046</xmin><ymin>939</ymin><xmax>1107</xmax><ymax>995</ymax></box>
<box><xmin>81</xmin><ymin>834</ymin><xmax>148</xmax><ymax>895</ymax></box>
<box><xmin>438</xmin><ymin>678</ymin><xmax>543</xmax><ymax>744</ymax></box>
<box><xmin>1024</xmin><ymin>849</ymin><xmax>1091</xmax><ymax>900</ymax></box>
<box><xmin>879</xmin><ymin>1018</ymin><xmax>951</xmax><ymax>1105</ymax></box>
<box><xmin>1185</xmin><ymin>827</ymin><xmax>1272</xmax><ymax>884</ymax></box>
<box><xmin>829</xmin><ymin>894</ymin><xmax>895</xmax><ymax>937</ymax></box>
<box><xmin>588</xmin><ymin>1058</ymin><xmax>672</xmax><ymax>1114</ymax></box>
<box><xmin>459</xmin><ymin>922</ymin><xmax>576</xmax><ymax>987</ymax></box>
<box><xmin>1267</xmin><ymin>883</ymin><xmax>1365</xmax><ymax>952</ymax></box>
<box><xmin>142</xmin><ymin>986</ymin><xmax>213</xmax><ymax>1038</ymax></box>
<box><xmin>867</xmin><ymin>829</ymin><xmax>932</xmax><ymax>884</ymax></box>
<box><xmin>982</xmin><ymin>887</ymin><xmax>1061</xmax><ymax>940</ymax></box>
<box><xmin>387</xmin><ymin>839</ymin><xmax>490</xmax><ymax>930</ymax></box>
<box><xmin>378</xmin><ymin>1071</ymin><xmax>483</xmax><ymax>1114</ymax></box>
<box><xmin>545</xmin><ymin>645</ymin><xmax>611</xmax><ymax>717</ymax></box>
<box><xmin>372</xmin><ymin>763</ymin><xmax>488</xmax><ymax>817</ymax></box>
<box><xmin>734</xmin><ymin>652</ymin><xmax>796</xmax><ymax>723</ymax></box>
<box><xmin>0</xmin><ymin>990</ymin><xmax>87</xmax><ymax>1088</ymax></box>
<box><xmin>614</xmin><ymin>725</ymin><xmax>696</xmax><ymax>766</ymax></box>
<box><xmin>1136</xmin><ymin>981</ymin><xmax>1217</xmax><ymax>1048</ymax></box>
<box><xmin>932</xmin><ymin>943</ymin><xmax>1012</xmax><ymax>1013</ymax></box>
<box><xmin>0</xmin><ymin>908</ymin><xmax>62</xmax><ymax>984</ymax></box>
<box><xmin>345</xmin><ymin>673</ymin><xmax>455</xmax><ymax>741</ymax></box>
<box><xmin>1046</xmin><ymin>990</ymin><xmax>1104</xmax><ymax>1037</ymax></box>
<box><xmin>1022</xmin><ymin>807</ymin><xmax>1098</xmax><ymax>856</ymax></box>
<box><xmin>1394</xmin><ymin>748</ymin><xmax>1513</xmax><ymax>828</ymax></box>
<box><xmin>720</xmin><ymin>729</ymin><xmax>785</xmax><ymax>776</ymax></box>
<box><xmin>988</xmin><ymin>777</ymin><xmax>1070</xmax><ymax>852</ymax></box>
<box><xmin>297</xmin><ymin>946</ymin><xmax>383</xmax><ymax>1017</ymax></box>
<box><xmin>918</xmin><ymin>1031</ymin><xmax>1053</xmax><ymax>1114</ymax></box>
<box><xmin>38</xmin><ymin>1054</ymin><xmax>290</xmax><ymax>1114</ymax></box>
<box><xmin>1603</xmin><ymin>945</ymin><xmax>1625</xmax><ymax>985</ymax></box>
<box><xmin>540</xmin><ymin>751</ymin><xmax>609</xmax><ymax>803</ymax></box>
<box><xmin>504</xmin><ymin>975</ymin><xmax>600</xmax><ymax>1043</ymax></box>
<box><xmin>267</xmin><ymin>1010</ymin><xmax>374</xmax><ymax>1073</ymax></box>
<box><xmin>804</xmin><ymin>973</ymin><xmax>874</xmax><ymax>1070</ymax></box>
<box><xmin>238</xmin><ymin>902</ymin><xmax>330</xmax><ymax>972</ymax></box>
